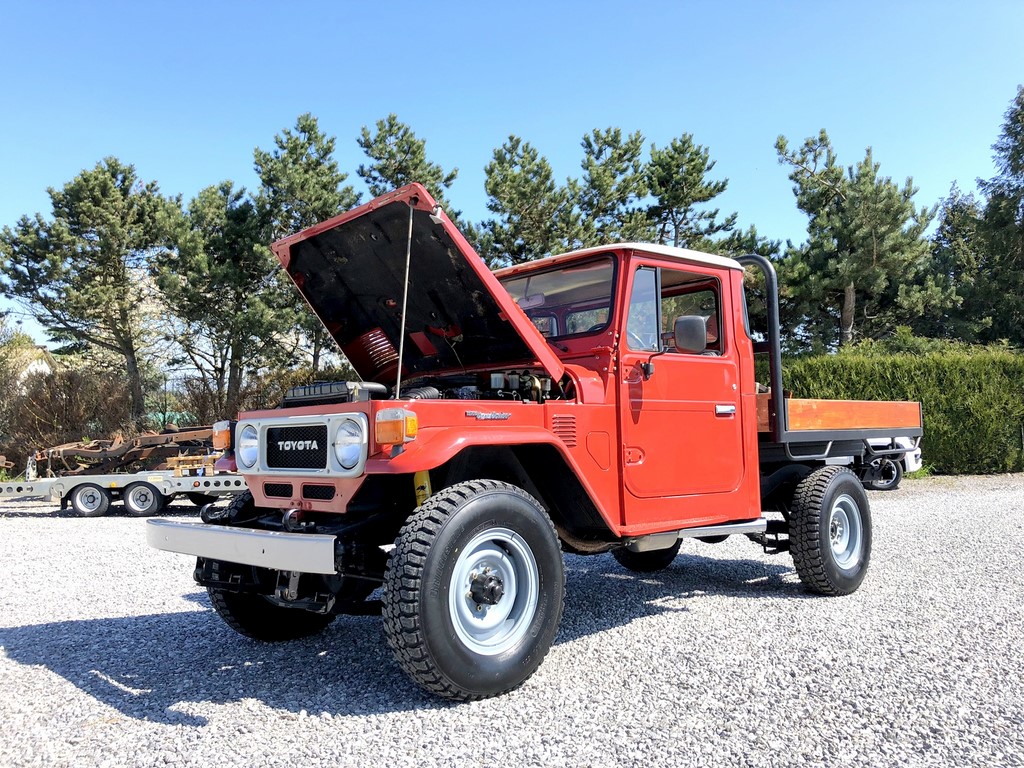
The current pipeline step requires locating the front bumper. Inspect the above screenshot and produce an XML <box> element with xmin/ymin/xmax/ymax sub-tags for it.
<box><xmin>146</xmin><ymin>519</ymin><xmax>337</xmax><ymax>574</ymax></box>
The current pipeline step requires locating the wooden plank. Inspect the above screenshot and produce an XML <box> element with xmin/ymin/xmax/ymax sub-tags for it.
<box><xmin>787</xmin><ymin>398</ymin><xmax>921</xmax><ymax>431</ymax></box>
<box><xmin>756</xmin><ymin>393</ymin><xmax>921</xmax><ymax>433</ymax></box>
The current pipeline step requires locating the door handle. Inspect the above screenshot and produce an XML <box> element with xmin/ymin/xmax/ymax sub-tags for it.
<box><xmin>715</xmin><ymin>404</ymin><xmax>737</xmax><ymax>416</ymax></box>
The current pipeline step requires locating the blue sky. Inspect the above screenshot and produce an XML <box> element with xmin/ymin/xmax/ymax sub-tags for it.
<box><xmin>2</xmin><ymin>1</ymin><xmax>1022</xmax><ymax>344</ymax></box>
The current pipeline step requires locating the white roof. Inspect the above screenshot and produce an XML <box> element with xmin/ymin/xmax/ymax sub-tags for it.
<box><xmin>562</xmin><ymin>243</ymin><xmax>744</xmax><ymax>270</ymax></box>
<box><xmin>495</xmin><ymin>243</ymin><xmax>745</xmax><ymax>277</ymax></box>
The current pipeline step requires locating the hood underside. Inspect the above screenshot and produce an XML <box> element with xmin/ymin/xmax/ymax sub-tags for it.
<box><xmin>272</xmin><ymin>184</ymin><xmax>564</xmax><ymax>385</ymax></box>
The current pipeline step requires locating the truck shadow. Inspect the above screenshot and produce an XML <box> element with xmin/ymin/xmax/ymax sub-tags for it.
<box><xmin>0</xmin><ymin>502</ymin><xmax>201</xmax><ymax>519</ymax></box>
<box><xmin>0</xmin><ymin>552</ymin><xmax>804</xmax><ymax>725</ymax></box>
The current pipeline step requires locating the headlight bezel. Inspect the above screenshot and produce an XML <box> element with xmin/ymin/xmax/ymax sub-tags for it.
<box><xmin>236</xmin><ymin>424</ymin><xmax>259</xmax><ymax>468</ymax></box>
<box><xmin>333</xmin><ymin>419</ymin><xmax>365</xmax><ymax>470</ymax></box>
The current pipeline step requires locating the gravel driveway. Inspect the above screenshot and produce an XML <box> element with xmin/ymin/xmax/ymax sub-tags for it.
<box><xmin>1</xmin><ymin>475</ymin><xmax>1021</xmax><ymax>767</ymax></box>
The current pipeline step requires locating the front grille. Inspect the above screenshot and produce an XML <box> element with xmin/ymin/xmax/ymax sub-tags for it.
<box><xmin>302</xmin><ymin>484</ymin><xmax>336</xmax><ymax>501</ymax></box>
<box><xmin>266</xmin><ymin>425</ymin><xmax>328</xmax><ymax>469</ymax></box>
<box><xmin>264</xmin><ymin>483</ymin><xmax>293</xmax><ymax>498</ymax></box>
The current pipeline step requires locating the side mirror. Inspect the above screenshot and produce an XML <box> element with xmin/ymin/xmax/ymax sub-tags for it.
<box><xmin>673</xmin><ymin>316</ymin><xmax>707</xmax><ymax>354</ymax></box>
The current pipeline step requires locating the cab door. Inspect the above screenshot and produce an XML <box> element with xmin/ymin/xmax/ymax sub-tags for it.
<box><xmin>618</xmin><ymin>262</ymin><xmax>746</xmax><ymax>528</ymax></box>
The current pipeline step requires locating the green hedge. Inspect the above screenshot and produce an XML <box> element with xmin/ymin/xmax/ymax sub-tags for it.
<box><xmin>783</xmin><ymin>348</ymin><xmax>1024</xmax><ymax>474</ymax></box>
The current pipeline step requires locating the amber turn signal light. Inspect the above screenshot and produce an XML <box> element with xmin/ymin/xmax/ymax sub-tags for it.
<box><xmin>211</xmin><ymin>420</ymin><xmax>233</xmax><ymax>451</ymax></box>
<box><xmin>375</xmin><ymin>408</ymin><xmax>418</xmax><ymax>446</ymax></box>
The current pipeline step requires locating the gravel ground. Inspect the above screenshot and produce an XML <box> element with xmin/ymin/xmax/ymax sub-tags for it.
<box><xmin>1</xmin><ymin>475</ymin><xmax>1022</xmax><ymax>768</ymax></box>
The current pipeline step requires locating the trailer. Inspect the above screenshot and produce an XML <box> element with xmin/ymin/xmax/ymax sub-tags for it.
<box><xmin>0</xmin><ymin>466</ymin><xmax>247</xmax><ymax>516</ymax></box>
<box><xmin>0</xmin><ymin>424</ymin><xmax>249</xmax><ymax>516</ymax></box>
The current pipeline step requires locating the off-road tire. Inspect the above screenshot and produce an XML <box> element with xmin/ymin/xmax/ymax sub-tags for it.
<box><xmin>207</xmin><ymin>589</ymin><xmax>335</xmax><ymax>641</ymax></box>
<box><xmin>382</xmin><ymin>479</ymin><xmax>565</xmax><ymax>701</ymax></box>
<box><xmin>123</xmin><ymin>482</ymin><xmax>166</xmax><ymax>517</ymax></box>
<box><xmin>69</xmin><ymin>484</ymin><xmax>110</xmax><ymax>517</ymax></box>
<box><xmin>790</xmin><ymin>466</ymin><xmax>872</xmax><ymax>596</ymax></box>
<box><xmin>612</xmin><ymin>540</ymin><xmax>682</xmax><ymax>572</ymax></box>
<box><xmin>864</xmin><ymin>458</ymin><xmax>903</xmax><ymax>491</ymax></box>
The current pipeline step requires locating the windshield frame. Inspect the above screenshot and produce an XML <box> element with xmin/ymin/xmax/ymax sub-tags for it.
<box><xmin>499</xmin><ymin>254</ymin><xmax>618</xmax><ymax>342</ymax></box>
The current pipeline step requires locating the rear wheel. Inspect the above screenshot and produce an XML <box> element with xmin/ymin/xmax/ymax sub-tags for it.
<box><xmin>69</xmin><ymin>484</ymin><xmax>110</xmax><ymax>517</ymax></box>
<box><xmin>383</xmin><ymin>480</ymin><xmax>565</xmax><ymax>701</ymax></box>
<box><xmin>207</xmin><ymin>589</ymin><xmax>335</xmax><ymax>641</ymax></box>
<box><xmin>123</xmin><ymin>482</ymin><xmax>166</xmax><ymax>517</ymax></box>
<box><xmin>790</xmin><ymin>466</ymin><xmax>872</xmax><ymax>595</ymax></box>
<box><xmin>612</xmin><ymin>540</ymin><xmax>681</xmax><ymax>572</ymax></box>
<box><xmin>186</xmin><ymin>492</ymin><xmax>218</xmax><ymax>506</ymax></box>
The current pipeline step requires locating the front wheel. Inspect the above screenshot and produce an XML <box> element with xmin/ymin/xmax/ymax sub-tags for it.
<box><xmin>382</xmin><ymin>480</ymin><xmax>565</xmax><ymax>701</ymax></box>
<box><xmin>790</xmin><ymin>466</ymin><xmax>872</xmax><ymax>596</ymax></box>
<box><xmin>208</xmin><ymin>588</ymin><xmax>335</xmax><ymax>641</ymax></box>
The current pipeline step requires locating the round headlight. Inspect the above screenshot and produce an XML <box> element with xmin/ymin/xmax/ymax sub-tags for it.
<box><xmin>334</xmin><ymin>420</ymin><xmax>364</xmax><ymax>470</ymax></box>
<box><xmin>237</xmin><ymin>424</ymin><xmax>259</xmax><ymax>468</ymax></box>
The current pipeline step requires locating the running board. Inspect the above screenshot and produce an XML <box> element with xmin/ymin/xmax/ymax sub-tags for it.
<box><xmin>626</xmin><ymin>518</ymin><xmax>768</xmax><ymax>553</ymax></box>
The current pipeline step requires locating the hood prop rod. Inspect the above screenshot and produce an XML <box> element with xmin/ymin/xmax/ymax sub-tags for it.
<box><xmin>395</xmin><ymin>203</ymin><xmax>415</xmax><ymax>399</ymax></box>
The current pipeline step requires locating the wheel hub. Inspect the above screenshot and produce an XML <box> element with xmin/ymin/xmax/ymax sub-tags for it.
<box><xmin>469</xmin><ymin>569</ymin><xmax>504</xmax><ymax>605</ymax></box>
<box><xmin>448</xmin><ymin>527</ymin><xmax>540</xmax><ymax>656</ymax></box>
<box><xmin>828</xmin><ymin>494</ymin><xmax>863</xmax><ymax>570</ymax></box>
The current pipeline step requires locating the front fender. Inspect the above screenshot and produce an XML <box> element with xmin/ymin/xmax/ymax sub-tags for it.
<box><xmin>364</xmin><ymin>426</ymin><xmax>559</xmax><ymax>474</ymax></box>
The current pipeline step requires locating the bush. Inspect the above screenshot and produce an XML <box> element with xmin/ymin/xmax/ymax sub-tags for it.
<box><xmin>784</xmin><ymin>343</ymin><xmax>1024</xmax><ymax>474</ymax></box>
<box><xmin>0</xmin><ymin>366</ymin><xmax>133</xmax><ymax>467</ymax></box>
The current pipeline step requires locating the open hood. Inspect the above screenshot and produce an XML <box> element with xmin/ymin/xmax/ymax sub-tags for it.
<box><xmin>271</xmin><ymin>184</ymin><xmax>564</xmax><ymax>385</ymax></box>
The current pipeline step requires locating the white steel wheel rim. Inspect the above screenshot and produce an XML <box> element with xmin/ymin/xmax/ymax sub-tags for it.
<box><xmin>75</xmin><ymin>487</ymin><xmax>104</xmax><ymax>513</ymax></box>
<box><xmin>127</xmin><ymin>485</ymin><xmax>155</xmax><ymax>512</ymax></box>
<box><xmin>829</xmin><ymin>493</ymin><xmax>863</xmax><ymax>570</ymax></box>
<box><xmin>448</xmin><ymin>527</ymin><xmax>540</xmax><ymax>656</ymax></box>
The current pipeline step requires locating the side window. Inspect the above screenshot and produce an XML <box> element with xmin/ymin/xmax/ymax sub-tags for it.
<box><xmin>660</xmin><ymin>269</ymin><xmax>722</xmax><ymax>355</ymax></box>
<box><xmin>626</xmin><ymin>268</ymin><xmax>659</xmax><ymax>351</ymax></box>
<box><xmin>529</xmin><ymin>315</ymin><xmax>557</xmax><ymax>337</ymax></box>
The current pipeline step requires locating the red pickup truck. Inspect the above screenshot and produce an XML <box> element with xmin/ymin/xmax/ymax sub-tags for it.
<box><xmin>148</xmin><ymin>183</ymin><xmax>922</xmax><ymax>700</ymax></box>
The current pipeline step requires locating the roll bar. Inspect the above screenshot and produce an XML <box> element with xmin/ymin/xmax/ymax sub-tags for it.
<box><xmin>737</xmin><ymin>253</ymin><xmax>788</xmax><ymax>443</ymax></box>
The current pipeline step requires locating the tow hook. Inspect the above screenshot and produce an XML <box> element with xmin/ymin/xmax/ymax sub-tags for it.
<box><xmin>278</xmin><ymin>570</ymin><xmax>301</xmax><ymax>601</ymax></box>
<box><xmin>283</xmin><ymin>508</ymin><xmax>316</xmax><ymax>532</ymax></box>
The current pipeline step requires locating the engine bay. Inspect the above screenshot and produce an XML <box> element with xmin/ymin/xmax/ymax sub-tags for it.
<box><xmin>282</xmin><ymin>369</ymin><xmax>568</xmax><ymax>409</ymax></box>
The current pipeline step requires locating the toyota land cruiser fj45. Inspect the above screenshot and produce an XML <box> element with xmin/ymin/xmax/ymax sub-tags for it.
<box><xmin>148</xmin><ymin>183</ymin><xmax>922</xmax><ymax>700</ymax></box>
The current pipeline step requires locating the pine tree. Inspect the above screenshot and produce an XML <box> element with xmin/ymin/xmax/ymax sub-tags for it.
<box><xmin>479</xmin><ymin>136</ymin><xmax>573</xmax><ymax>266</ymax></box>
<box><xmin>575</xmin><ymin>128</ymin><xmax>653</xmax><ymax>246</ymax></box>
<box><xmin>155</xmin><ymin>182</ymin><xmax>290</xmax><ymax>418</ymax></box>
<box><xmin>646</xmin><ymin>134</ymin><xmax>736</xmax><ymax>249</ymax></box>
<box><xmin>356</xmin><ymin>114</ymin><xmax>458</xmax><ymax>213</ymax></box>
<box><xmin>0</xmin><ymin>157</ymin><xmax>175</xmax><ymax>424</ymax></box>
<box><xmin>254</xmin><ymin>114</ymin><xmax>360</xmax><ymax>371</ymax></box>
<box><xmin>976</xmin><ymin>85</ymin><xmax>1024</xmax><ymax>344</ymax></box>
<box><xmin>776</xmin><ymin>130</ymin><xmax>938</xmax><ymax>348</ymax></box>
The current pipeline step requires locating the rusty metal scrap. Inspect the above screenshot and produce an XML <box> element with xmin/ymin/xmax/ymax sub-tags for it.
<box><xmin>35</xmin><ymin>427</ymin><xmax>217</xmax><ymax>477</ymax></box>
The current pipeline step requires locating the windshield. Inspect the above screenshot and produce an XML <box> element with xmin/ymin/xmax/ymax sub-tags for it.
<box><xmin>499</xmin><ymin>256</ymin><xmax>616</xmax><ymax>340</ymax></box>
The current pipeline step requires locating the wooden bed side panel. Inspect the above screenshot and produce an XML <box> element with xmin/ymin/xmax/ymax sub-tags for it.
<box><xmin>756</xmin><ymin>394</ymin><xmax>921</xmax><ymax>433</ymax></box>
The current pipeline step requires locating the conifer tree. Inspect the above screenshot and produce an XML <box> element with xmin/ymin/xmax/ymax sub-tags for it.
<box><xmin>0</xmin><ymin>157</ymin><xmax>174</xmax><ymax>423</ymax></box>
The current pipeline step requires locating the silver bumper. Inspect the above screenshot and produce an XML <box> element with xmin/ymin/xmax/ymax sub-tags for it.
<box><xmin>146</xmin><ymin>519</ymin><xmax>337</xmax><ymax>574</ymax></box>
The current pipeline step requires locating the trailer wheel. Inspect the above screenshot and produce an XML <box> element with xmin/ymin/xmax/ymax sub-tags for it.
<box><xmin>123</xmin><ymin>482</ymin><xmax>166</xmax><ymax>517</ymax></box>
<box><xmin>790</xmin><ymin>466</ymin><xmax>872</xmax><ymax>596</ymax></box>
<box><xmin>382</xmin><ymin>480</ymin><xmax>565</xmax><ymax>701</ymax></box>
<box><xmin>69</xmin><ymin>484</ymin><xmax>110</xmax><ymax>517</ymax></box>
<box><xmin>207</xmin><ymin>589</ymin><xmax>335</xmax><ymax>641</ymax></box>
<box><xmin>863</xmin><ymin>457</ymin><xmax>903</xmax><ymax>491</ymax></box>
<box><xmin>186</xmin><ymin>492</ymin><xmax>218</xmax><ymax>507</ymax></box>
<box><xmin>612</xmin><ymin>540</ymin><xmax>681</xmax><ymax>572</ymax></box>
